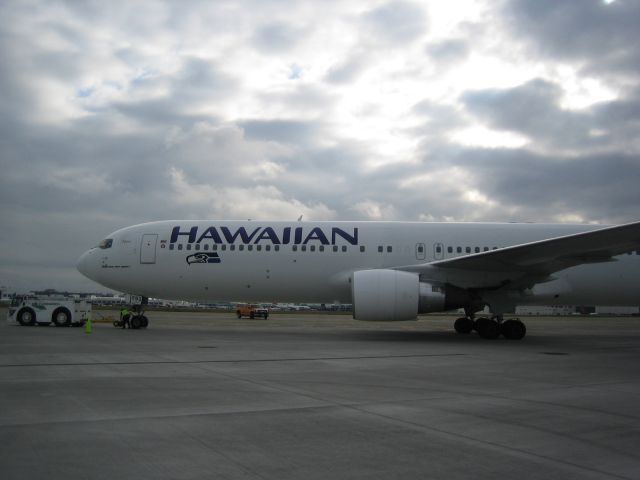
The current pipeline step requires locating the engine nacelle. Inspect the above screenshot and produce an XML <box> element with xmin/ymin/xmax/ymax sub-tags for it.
<box><xmin>352</xmin><ymin>269</ymin><xmax>468</xmax><ymax>321</ymax></box>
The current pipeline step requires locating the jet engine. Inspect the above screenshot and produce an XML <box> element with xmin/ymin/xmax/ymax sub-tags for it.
<box><xmin>351</xmin><ymin>269</ymin><xmax>469</xmax><ymax>321</ymax></box>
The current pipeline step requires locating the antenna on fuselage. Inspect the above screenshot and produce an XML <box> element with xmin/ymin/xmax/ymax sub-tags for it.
<box><xmin>297</xmin><ymin>215</ymin><xmax>303</xmax><ymax>221</ymax></box>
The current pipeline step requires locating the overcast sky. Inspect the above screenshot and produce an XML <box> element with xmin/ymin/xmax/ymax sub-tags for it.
<box><xmin>1</xmin><ymin>0</ymin><xmax>639</xmax><ymax>292</ymax></box>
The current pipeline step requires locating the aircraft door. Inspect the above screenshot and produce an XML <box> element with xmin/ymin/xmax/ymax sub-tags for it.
<box><xmin>433</xmin><ymin>242</ymin><xmax>444</xmax><ymax>260</ymax></box>
<box><xmin>416</xmin><ymin>243</ymin><xmax>426</xmax><ymax>260</ymax></box>
<box><xmin>140</xmin><ymin>234</ymin><xmax>158</xmax><ymax>264</ymax></box>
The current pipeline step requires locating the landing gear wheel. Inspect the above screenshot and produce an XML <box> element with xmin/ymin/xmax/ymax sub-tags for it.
<box><xmin>501</xmin><ymin>319</ymin><xmax>526</xmax><ymax>340</ymax></box>
<box><xmin>250</xmin><ymin>312</ymin><xmax>255</xmax><ymax>319</ymax></box>
<box><xmin>140</xmin><ymin>315</ymin><xmax>149</xmax><ymax>328</ymax></box>
<box><xmin>473</xmin><ymin>317</ymin><xmax>489</xmax><ymax>332</ymax></box>
<box><xmin>263</xmin><ymin>313</ymin><xmax>269</xmax><ymax>319</ymax></box>
<box><xmin>237</xmin><ymin>311</ymin><xmax>242</xmax><ymax>319</ymax></box>
<box><xmin>476</xmin><ymin>317</ymin><xmax>500</xmax><ymax>339</ymax></box>
<box><xmin>454</xmin><ymin>317</ymin><xmax>474</xmax><ymax>334</ymax></box>
<box><xmin>17</xmin><ymin>307</ymin><xmax>36</xmax><ymax>326</ymax></box>
<box><xmin>130</xmin><ymin>316</ymin><xmax>142</xmax><ymax>329</ymax></box>
<box><xmin>52</xmin><ymin>308</ymin><xmax>71</xmax><ymax>327</ymax></box>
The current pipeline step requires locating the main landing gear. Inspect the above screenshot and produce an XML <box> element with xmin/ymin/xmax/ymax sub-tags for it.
<box><xmin>454</xmin><ymin>315</ymin><xmax>526</xmax><ymax>340</ymax></box>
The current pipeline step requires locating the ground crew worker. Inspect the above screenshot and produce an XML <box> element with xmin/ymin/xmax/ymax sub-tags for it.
<box><xmin>120</xmin><ymin>307</ymin><xmax>131</xmax><ymax>329</ymax></box>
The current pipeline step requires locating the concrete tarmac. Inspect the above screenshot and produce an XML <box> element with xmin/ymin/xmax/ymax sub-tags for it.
<box><xmin>1</xmin><ymin>309</ymin><xmax>640</xmax><ymax>479</ymax></box>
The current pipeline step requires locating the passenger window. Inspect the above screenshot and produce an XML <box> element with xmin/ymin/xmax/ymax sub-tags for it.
<box><xmin>475</xmin><ymin>247</ymin><xmax>480</xmax><ymax>253</ymax></box>
<box><xmin>248</xmin><ymin>245</ymin><xmax>253</xmax><ymax>251</ymax></box>
<box><xmin>266</xmin><ymin>245</ymin><xmax>271</xmax><ymax>251</ymax></box>
<box><xmin>178</xmin><ymin>244</ymin><xmax>183</xmax><ymax>250</ymax></box>
<box><xmin>342</xmin><ymin>246</ymin><xmax>347</xmax><ymax>252</ymax></box>
<box><xmin>310</xmin><ymin>245</ymin><xmax>316</xmax><ymax>252</ymax></box>
<box><xmin>257</xmin><ymin>245</ymin><xmax>262</xmax><ymax>251</ymax></box>
<box><xmin>239</xmin><ymin>245</ymin><xmax>244</xmax><ymax>251</ymax></box>
<box><xmin>418</xmin><ymin>245</ymin><xmax>424</xmax><ymax>253</ymax></box>
<box><xmin>465</xmin><ymin>247</ymin><xmax>471</xmax><ymax>253</ymax></box>
<box><xmin>436</xmin><ymin>245</ymin><xmax>442</xmax><ymax>253</ymax></box>
<box><xmin>456</xmin><ymin>246</ymin><xmax>462</xmax><ymax>253</ymax></box>
<box><xmin>378</xmin><ymin>246</ymin><xmax>383</xmax><ymax>253</ymax></box>
<box><xmin>292</xmin><ymin>245</ymin><xmax>298</xmax><ymax>252</ymax></box>
<box><xmin>204</xmin><ymin>244</ymin><xmax>209</xmax><ymax>251</ymax></box>
<box><xmin>186</xmin><ymin>244</ymin><xmax>191</xmax><ymax>250</ymax></box>
<box><xmin>387</xmin><ymin>246</ymin><xmax>392</xmax><ymax>253</ymax></box>
<box><xmin>333</xmin><ymin>246</ymin><xmax>338</xmax><ymax>252</ymax></box>
<box><xmin>319</xmin><ymin>245</ymin><xmax>325</xmax><ymax>252</ymax></box>
<box><xmin>195</xmin><ymin>244</ymin><xmax>200</xmax><ymax>251</ymax></box>
<box><xmin>169</xmin><ymin>244</ymin><xmax>175</xmax><ymax>250</ymax></box>
<box><xmin>447</xmin><ymin>246</ymin><xmax>453</xmax><ymax>253</ymax></box>
<box><xmin>213</xmin><ymin>244</ymin><xmax>217</xmax><ymax>251</ymax></box>
<box><xmin>483</xmin><ymin>247</ymin><xmax>489</xmax><ymax>252</ymax></box>
<box><xmin>221</xmin><ymin>245</ymin><xmax>227</xmax><ymax>251</ymax></box>
<box><xmin>230</xmin><ymin>245</ymin><xmax>236</xmax><ymax>251</ymax></box>
<box><xmin>360</xmin><ymin>246</ymin><xmax>365</xmax><ymax>253</ymax></box>
<box><xmin>275</xmin><ymin>245</ymin><xmax>280</xmax><ymax>252</ymax></box>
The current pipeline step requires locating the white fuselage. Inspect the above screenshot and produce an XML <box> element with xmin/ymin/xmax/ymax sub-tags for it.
<box><xmin>77</xmin><ymin>221</ymin><xmax>640</xmax><ymax>308</ymax></box>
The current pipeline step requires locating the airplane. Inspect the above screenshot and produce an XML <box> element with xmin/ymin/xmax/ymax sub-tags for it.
<box><xmin>76</xmin><ymin>220</ymin><xmax>640</xmax><ymax>340</ymax></box>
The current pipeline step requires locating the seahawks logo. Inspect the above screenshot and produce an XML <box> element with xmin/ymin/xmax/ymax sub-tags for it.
<box><xmin>186</xmin><ymin>253</ymin><xmax>221</xmax><ymax>264</ymax></box>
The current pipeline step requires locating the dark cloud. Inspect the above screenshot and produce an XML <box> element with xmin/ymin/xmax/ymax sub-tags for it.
<box><xmin>240</xmin><ymin>119</ymin><xmax>317</xmax><ymax>144</ymax></box>
<box><xmin>462</xmin><ymin>79</ymin><xmax>591</xmax><ymax>147</ymax></box>
<box><xmin>324</xmin><ymin>54</ymin><xmax>369</xmax><ymax>84</ymax></box>
<box><xmin>251</xmin><ymin>22</ymin><xmax>303</xmax><ymax>53</ymax></box>
<box><xmin>361</xmin><ymin>1</ymin><xmax>427</xmax><ymax>45</ymax></box>
<box><xmin>442</xmin><ymin>148</ymin><xmax>640</xmax><ymax>223</ymax></box>
<box><xmin>462</xmin><ymin>78</ymin><xmax>640</xmax><ymax>152</ymax></box>
<box><xmin>425</xmin><ymin>39</ymin><xmax>469</xmax><ymax>64</ymax></box>
<box><xmin>503</xmin><ymin>0</ymin><xmax>640</xmax><ymax>77</ymax></box>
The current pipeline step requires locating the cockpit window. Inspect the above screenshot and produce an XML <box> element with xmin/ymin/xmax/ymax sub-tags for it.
<box><xmin>98</xmin><ymin>238</ymin><xmax>113</xmax><ymax>249</ymax></box>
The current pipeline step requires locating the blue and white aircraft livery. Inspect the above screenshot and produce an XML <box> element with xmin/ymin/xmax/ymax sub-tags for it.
<box><xmin>77</xmin><ymin>220</ymin><xmax>640</xmax><ymax>339</ymax></box>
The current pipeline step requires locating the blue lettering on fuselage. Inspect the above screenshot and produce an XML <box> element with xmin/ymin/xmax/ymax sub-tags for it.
<box><xmin>170</xmin><ymin>226</ymin><xmax>358</xmax><ymax>245</ymax></box>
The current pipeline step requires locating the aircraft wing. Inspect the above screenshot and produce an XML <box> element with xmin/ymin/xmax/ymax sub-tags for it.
<box><xmin>397</xmin><ymin>221</ymin><xmax>640</xmax><ymax>289</ymax></box>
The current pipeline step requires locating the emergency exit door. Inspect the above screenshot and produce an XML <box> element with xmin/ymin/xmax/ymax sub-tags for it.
<box><xmin>140</xmin><ymin>234</ymin><xmax>158</xmax><ymax>264</ymax></box>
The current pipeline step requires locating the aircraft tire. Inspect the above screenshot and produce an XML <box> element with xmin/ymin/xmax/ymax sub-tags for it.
<box><xmin>140</xmin><ymin>315</ymin><xmax>149</xmax><ymax>328</ymax></box>
<box><xmin>501</xmin><ymin>319</ymin><xmax>526</xmax><ymax>340</ymax></box>
<box><xmin>52</xmin><ymin>307</ymin><xmax>72</xmax><ymax>327</ymax></box>
<box><xmin>130</xmin><ymin>316</ymin><xmax>142</xmax><ymax>329</ymax></box>
<box><xmin>237</xmin><ymin>311</ymin><xmax>242</xmax><ymax>319</ymax></box>
<box><xmin>17</xmin><ymin>307</ymin><xmax>36</xmax><ymax>326</ymax></box>
<box><xmin>454</xmin><ymin>317</ymin><xmax>473</xmax><ymax>334</ymax></box>
<box><xmin>473</xmin><ymin>317</ymin><xmax>489</xmax><ymax>332</ymax></box>
<box><xmin>477</xmin><ymin>318</ymin><xmax>500</xmax><ymax>339</ymax></box>
<box><xmin>250</xmin><ymin>312</ymin><xmax>255</xmax><ymax>319</ymax></box>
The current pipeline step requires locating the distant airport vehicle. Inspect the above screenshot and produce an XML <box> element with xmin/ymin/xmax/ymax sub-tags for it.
<box><xmin>236</xmin><ymin>304</ymin><xmax>269</xmax><ymax>319</ymax></box>
<box><xmin>77</xmin><ymin>220</ymin><xmax>640</xmax><ymax>340</ymax></box>
<box><xmin>7</xmin><ymin>296</ymin><xmax>91</xmax><ymax>327</ymax></box>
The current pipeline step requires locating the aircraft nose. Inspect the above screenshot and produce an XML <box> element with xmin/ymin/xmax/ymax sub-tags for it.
<box><xmin>76</xmin><ymin>250</ymin><xmax>95</xmax><ymax>279</ymax></box>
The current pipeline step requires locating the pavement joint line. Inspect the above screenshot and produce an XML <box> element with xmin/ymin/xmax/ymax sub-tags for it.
<box><xmin>0</xmin><ymin>352</ymin><xmax>467</xmax><ymax>368</ymax></box>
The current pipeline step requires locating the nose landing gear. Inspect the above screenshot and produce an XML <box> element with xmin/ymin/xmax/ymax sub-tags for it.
<box><xmin>114</xmin><ymin>304</ymin><xmax>149</xmax><ymax>329</ymax></box>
